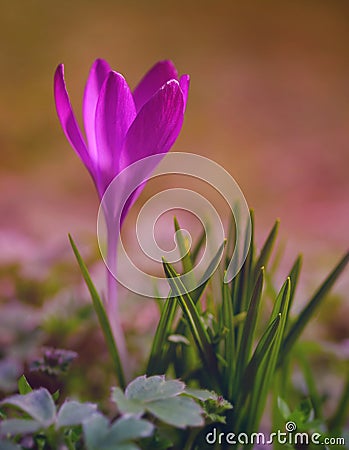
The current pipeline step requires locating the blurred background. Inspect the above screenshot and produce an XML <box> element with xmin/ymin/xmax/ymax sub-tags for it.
<box><xmin>0</xmin><ymin>1</ymin><xmax>348</xmax><ymax>357</ymax></box>
<box><xmin>1</xmin><ymin>0</ymin><xmax>348</xmax><ymax>266</ymax></box>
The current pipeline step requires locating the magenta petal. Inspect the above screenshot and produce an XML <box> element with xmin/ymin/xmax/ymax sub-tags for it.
<box><xmin>119</xmin><ymin>80</ymin><xmax>184</xmax><ymax>222</ymax></box>
<box><xmin>95</xmin><ymin>71</ymin><xmax>136</xmax><ymax>193</ymax></box>
<box><xmin>123</xmin><ymin>79</ymin><xmax>184</xmax><ymax>166</ymax></box>
<box><xmin>179</xmin><ymin>74</ymin><xmax>190</xmax><ymax>110</ymax></box>
<box><xmin>54</xmin><ymin>65</ymin><xmax>93</xmax><ymax>174</ymax></box>
<box><xmin>83</xmin><ymin>59</ymin><xmax>111</xmax><ymax>162</ymax></box>
<box><xmin>120</xmin><ymin>183</ymin><xmax>145</xmax><ymax>225</ymax></box>
<box><xmin>133</xmin><ymin>60</ymin><xmax>178</xmax><ymax>112</ymax></box>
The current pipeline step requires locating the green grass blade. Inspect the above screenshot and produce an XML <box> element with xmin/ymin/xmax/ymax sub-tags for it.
<box><xmin>221</xmin><ymin>274</ymin><xmax>236</xmax><ymax>398</ymax></box>
<box><xmin>328</xmin><ymin>372</ymin><xmax>349</xmax><ymax>432</ymax></box>
<box><xmin>235</xmin><ymin>313</ymin><xmax>281</xmax><ymax>430</ymax></box>
<box><xmin>240</xmin><ymin>314</ymin><xmax>281</xmax><ymax>394</ymax></box>
<box><xmin>162</xmin><ymin>259</ymin><xmax>220</xmax><ymax>389</ymax></box>
<box><xmin>147</xmin><ymin>294</ymin><xmax>177</xmax><ymax>375</ymax></box>
<box><xmin>69</xmin><ymin>234</ymin><xmax>125</xmax><ymax>389</ymax></box>
<box><xmin>174</xmin><ymin>217</ymin><xmax>194</xmax><ymax>275</ymax></box>
<box><xmin>280</xmin><ymin>251</ymin><xmax>349</xmax><ymax>364</ymax></box>
<box><xmin>234</xmin><ymin>267</ymin><xmax>264</xmax><ymax>394</ymax></box>
<box><xmin>155</xmin><ymin>242</ymin><xmax>225</xmax><ymax>378</ymax></box>
<box><xmin>247</xmin><ymin>209</ymin><xmax>255</xmax><ymax>278</ymax></box>
<box><xmin>296</xmin><ymin>347</ymin><xmax>323</xmax><ymax>420</ymax></box>
<box><xmin>225</xmin><ymin>210</ymin><xmax>237</xmax><ymax>261</ymax></box>
<box><xmin>269</xmin><ymin>277</ymin><xmax>291</xmax><ymax>322</ymax></box>
<box><xmin>247</xmin><ymin>278</ymin><xmax>291</xmax><ymax>433</ymax></box>
<box><xmin>231</xmin><ymin>213</ymin><xmax>254</xmax><ymax>314</ymax></box>
<box><xmin>252</xmin><ymin>219</ymin><xmax>279</xmax><ymax>283</ymax></box>
<box><xmin>149</xmin><ymin>216</ymin><xmax>201</xmax><ymax>373</ymax></box>
<box><xmin>171</xmin><ymin>240</ymin><xmax>226</xmax><ymax>344</ymax></box>
<box><xmin>286</xmin><ymin>254</ymin><xmax>302</xmax><ymax>319</ymax></box>
<box><xmin>191</xmin><ymin>240</ymin><xmax>226</xmax><ymax>303</ymax></box>
<box><xmin>18</xmin><ymin>375</ymin><xmax>33</xmax><ymax>395</ymax></box>
<box><xmin>191</xmin><ymin>228</ymin><xmax>206</xmax><ymax>264</ymax></box>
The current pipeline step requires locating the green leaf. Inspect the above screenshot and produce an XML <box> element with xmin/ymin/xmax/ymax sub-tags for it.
<box><xmin>147</xmin><ymin>294</ymin><xmax>177</xmax><ymax>375</ymax></box>
<box><xmin>297</xmin><ymin>398</ymin><xmax>313</xmax><ymax>423</ymax></box>
<box><xmin>228</xmin><ymin>210</ymin><xmax>254</xmax><ymax>314</ymax></box>
<box><xmin>252</xmin><ymin>219</ymin><xmax>279</xmax><ymax>282</ymax></box>
<box><xmin>221</xmin><ymin>272</ymin><xmax>235</xmax><ymax>398</ymax></box>
<box><xmin>239</xmin><ymin>314</ymin><xmax>281</xmax><ymax>398</ymax></box>
<box><xmin>296</xmin><ymin>349</ymin><xmax>323</xmax><ymax>420</ymax></box>
<box><xmin>17</xmin><ymin>375</ymin><xmax>32</xmax><ymax>395</ymax></box>
<box><xmin>277</xmin><ymin>397</ymin><xmax>291</xmax><ymax>419</ymax></box>
<box><xmin>52</xmin><ymin>390</ymin><xmax>60</xmax><ymax>402</ymax></box>
<box><xmin>0</xmin><ymin>419</ymin><xmax>41</xmax><ymax>436</ymax></box>
<box><xmin>234</xmin><ymin>267</ymin><xmax>264</xmax><ymax>395</ymax></box>
<box><xmin>150</xmin><ymin>240</ymin><xmax>226</xmax><ymax>378</ymax></box>
<box><xmin>112</xmin><ymin>376</ymin><xmax>188</xmax><ymax>419</ymax></box>
<box><xmin>141</xmin><ymin>429</ymin><xmax>173</xmax><ymax>450</ymax></box>
<box><xmin>111</xmin><ymin>388</ymin><xmax>145</xmax><ymax>416</ymax></box>
<box><xmin>146</xmin><ymin>396</ymin><xmax>203</xmax><ymax>428</ymax></box>
<box><xmin>83</xmin><ymin>413</ymin><xmax>153</xmax><ymax>450</ymax></box>
<box><xmin>174</xmin><ymin>217</ymin><xmax>194</xmax><ymax>276</ymax></box>
<box><xmin>184</xmin><ymin>388</ymin><xmax>218</xmax><ymax>402</ymax></box>
<box><xmin>111</xmin><ymin>375</ymin><xmax>205</xmax><ymax>429</ymax></box>
<box><xmin>0</xmin><ymin>388</ymin><xmax>55</xmax><ymax>427</ymax></box>
<box><xmin>0</xmin><ymin>391</ymin><xmax>92</xmax><ymax>439</ymax></box>
<box><xmin>107</xmin><ymin>417</ymin><xmax>154</xmax><ymax>443</ymax></box>
<box><xmin>159</xmin><ymin>240</ymin><xmax>226</xmax><ymax>379</ymax></box>
<box><xmin>281</xmin><ymin>251</ymin><xmax>349</xmax><ymax>364</ymax></box>
<box><xmin>69</xmin><ymin>234</ymin><xmax>125</xmax><ymax>389</ymax></box>
<box><xmin>191</xmin><ymin>228</ymin><xmax>206</xmax><ymax>264</ymax></box>
<box><xmin>247</xmin><ymin>278</ymin><xmax>291</xmax><ymax>433</ymax></box>
<box><xmin>199</xmin><ymin>394</ymin><xmax>233</xmax><ymax>424</ymax></box>
<box><xmin>284</xmin><ymin>399</ymin><xmax>317</xmax><ymax>434</ymax></box>
<box><xmin>162</xmin><ymin>260</ymin><xmax>220</xmax><ymax>386</ymax></box>
<box><xmin>83</xmin><ymin>413</ymin><xmax>109</xmax><ymax>449</ymax></box>
<box><xmin>328</xmin><ymin>373</ymin><xmax>349</xmax><ymax>431</ymax></box>
<box><xmin>126</xmin><ymin>375</ymin><xmax>185</xmax><ymax>402</ymax></box>
<box><xmin>224</xmin><ymin>210</ymin><xmax>237</xmax><ymax>262</ymax></box>
<box><xmin>287</xmin><ymin>254</ymin><xmax>302</xmax><ymax>316</ymax></box>
<box><xmin>56</xmin><ymin>400</ymin><xmax>97</xmax><ymax>428</ymax></box>
<box><xmin>192</xmin><ymin>240</ymin><xmax>226</xmax><ymax>303</ymax></box>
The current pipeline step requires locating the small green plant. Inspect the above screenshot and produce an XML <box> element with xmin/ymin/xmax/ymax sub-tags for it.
<box><xmin>0</xmin><ymin>377</ymin><xmax>97</xmax><ymax>449</ymax></box>
<box><xmin>0</xmin><ymin>375</ymin><xmax>230</xmax><ymax>450</ymax></box>
<box><xmin>1</xmin><ymin>215</ymin><xmax>347</xmax><ymax>449</ymax></box>
<box><xmin>64</xmin><ymin>213</ymin><xmax>348</xmax><ymax>449</ymax></box>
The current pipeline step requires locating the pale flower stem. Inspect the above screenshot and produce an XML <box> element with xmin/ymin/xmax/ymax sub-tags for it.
<box><xmin>106</xmin><ymin>224</ymin><xmax>129</xmax><ymax>379</ymax></box>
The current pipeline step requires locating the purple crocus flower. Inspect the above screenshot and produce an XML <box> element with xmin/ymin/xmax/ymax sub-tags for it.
<box><xmin>54</xmin><ymin>59</ymin><xmax>189</xmax><ymax>215</ymax></box>
<box><xmin>54</xmin><ymin>59</ymin><xmax>189</xmax><ymax>372</ymax></box>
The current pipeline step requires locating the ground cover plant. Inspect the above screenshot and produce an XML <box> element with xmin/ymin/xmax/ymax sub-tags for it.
<box><xmin>0</xmin><ymin>60</ymin><xmax>348</xmax><ymax>449</ymax></box>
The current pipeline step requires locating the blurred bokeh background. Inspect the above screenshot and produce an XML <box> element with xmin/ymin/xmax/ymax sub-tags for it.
<box><xmin>1</xmin><ymin>1</ymin><xmax>348</xmax><ymax>323</ymax></box>
<box><xmin>0</xmin><ymin>0</ymin><xmax>349</xmax><ymax>266</ymax></box>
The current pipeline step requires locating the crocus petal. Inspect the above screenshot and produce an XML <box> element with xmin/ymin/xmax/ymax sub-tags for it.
<box><xmin>123</xmin><ymin>79</ymin><xmax>184</xmax><ymax>166</ymax></box>
<box><xmin>95</xmin><ymin>71</ymin><xmax>136</xmax><ymax>196</ymax></box>
<box><xmin>120</xmin><ymin>80</ymin><xmax>184</xmax><ymax>222</ymax></box>
<box><xmin>83</xmin><ymin>59</ymin><xmax>111</xmax><ymax>163</ymax></box>
<box><xmin>179</xmin><ymin>74</ymin><xmax>190</xmax><ymax>110</ymax></box>
<box><xmin>133</xmin><ymin>60</ymin><xmax>178</xmax><ymax>112</ymax></box>
<box><xmin>54</xmin><ymin>64</ymin><xmax>93</xmax><ymax>175</ymax></box>
<box><xmin>120</xmin><ymin>182</ymin><xmax>145</xmax><ymax>226</ymax></box>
